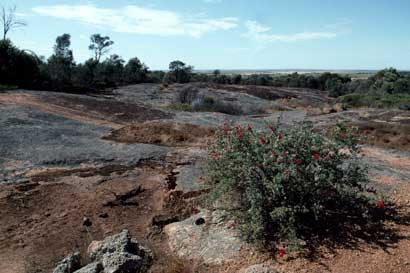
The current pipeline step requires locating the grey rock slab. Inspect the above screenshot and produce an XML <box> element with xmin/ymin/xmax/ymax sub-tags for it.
<box><xmin>0</xmin><ymin>105</ymin><xmax>170</xmax><ymax>183</ymax></box>
<box><xmin>164</xmin><ymin>209</ymin><xmax>244</xmax><ymax>265</ymax></box>
<box><xmin>175</xmin><ymin>160</ymin><xmax>207</xmax><ymax>193</ymax></box>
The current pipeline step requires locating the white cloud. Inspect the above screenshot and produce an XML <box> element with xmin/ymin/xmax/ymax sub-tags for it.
<box><xmin>243</xmin><ymin>20</ymin><xmax>339</xmax><ymax>43</ymax></box>
<box><xmin>32</xmin><ymin>4</ymin><xmax>238</xmax><ymax>38</ymax></box>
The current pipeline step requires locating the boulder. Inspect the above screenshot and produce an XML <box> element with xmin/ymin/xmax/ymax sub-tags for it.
<box><xmin>53</xmin><ymin>252</ymin><xmax>81</xmax><ymax>273</ymax></box>
<box><xmin>88</xmin><ymin>230</ymin><xmax>152</xmax><ymax>273</ymax></box>
<box><xmin>101</xmin><ymin>252</ymin><xmax>147</xmax><ymax>273</ymax></box>
<box><xmin>73</xmin><ymin>262</ymin><xmax>103</xmax><ymax>273</ymax></box>
<box><xmin>88</xmin><ymin>230</ymin><xmax>130</xmax><ymax>261</ymax></box>
<box><xmin>164</xmin><ymin>210</ymin><xmax>244</xmax><ymax>265</ymax></box>
<box><xmin>54</xmin><ymin>230</ymin><xmax>152</xmax><ymax>273</ymax></box>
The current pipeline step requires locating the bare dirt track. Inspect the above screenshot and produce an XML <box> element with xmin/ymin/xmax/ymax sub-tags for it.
<box><xmin>1</xmin><ymin>84</ymin><xmax>410</xmax><ymax>273</ymax></box>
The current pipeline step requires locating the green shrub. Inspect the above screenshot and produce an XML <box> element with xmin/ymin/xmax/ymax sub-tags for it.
<box><xmin>176</xmin><ymin>86</ymin><xmax>199</xmax><ymax>104</ymax></box>
<box><xmin>0</xmin><ymin>39</ymin><xmax>42</xmax><ymax>88</ymax></box>
<box><xmin>192</xmin><ymin>96</ymin><xmax>243</xmax><ymax>115</ymax></box>
<box><xmin>0</xmin><ymin>85</ymin><xmax>18</xmax><ymax>91</ymax></box>
<box><xmin>336</xmin><ymin>93</ymin><xmax>377</xmax><ymax>107</ymax></box>
<box><xmin>337</xmin><ymin>93</ymin><xmax>410</xmax><ymax>108</ymax></box>
<box><xmin>207</xmin><ymin>122</ymin><xmax>379</xmax><ymax>249</ymax></box>
<box><xmin>379</xmin><ymin>94</ymin><xmax>410</xmax><ymax>107</ymax></box>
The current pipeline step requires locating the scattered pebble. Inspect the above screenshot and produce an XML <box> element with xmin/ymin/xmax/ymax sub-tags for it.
<box><xmin>83</xmin><ymin>217</ymin><xmax>92</xmax><ymax>227</ymax></box>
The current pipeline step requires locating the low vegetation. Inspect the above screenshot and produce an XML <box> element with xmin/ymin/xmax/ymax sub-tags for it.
<box><xmin>207</xmin><ymin>122</ymin><xmax>385</xmax><ymax>250</ymax></box>
<box><xmin>337</xmin><ymin>93</ymin><xmax>410</xmax><ymax>109</ymax></box>
<box><xmin>0</xmin><ymin>84</ymin><xmax>17</xmax><ymax>91</ymax></box>
<box><xmin>170</xmin><ymin>86</ymin><xmax>244</xmax><ymax>115</ymax></box>
<box><xmin>194</xmin><ymin>69</ymin><xmax>410</xmax><ymax>108</ymax></box>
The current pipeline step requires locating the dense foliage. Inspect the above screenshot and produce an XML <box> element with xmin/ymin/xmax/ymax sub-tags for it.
<box><xmin>0</xmin><ymin>39</ymin><xmax>43</xmax><ymax>88</ymax></box>
<box><xmin>0</xmin><ymin>37</ymin><xmax>159</xmax><ymax>92</ymax></box>
<box><xmin>207</xmin><ymin>122</ymin><xmax>381</xmax><ymax>248</ymax></box>
<box><xmin>165</xmin><ymin>60</ymin><xmax>193</xmax><ymax>83</ymax></box>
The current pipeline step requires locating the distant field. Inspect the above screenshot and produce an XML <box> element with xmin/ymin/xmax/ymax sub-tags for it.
<box><xmin>194</xmin><ymin>69</ymin><xmax>410</xmax><ymax>80</ymax></box>
<box><xmin>195</xmin><ymin>69</ymin><xmax>379</xmax><ymax>76</ymax></box>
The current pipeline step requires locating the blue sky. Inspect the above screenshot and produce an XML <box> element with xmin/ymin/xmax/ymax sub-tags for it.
<box><xmin>3</xmin><ymin>0</ymin><xmax>410</xmax><ymax>70</ymax></box>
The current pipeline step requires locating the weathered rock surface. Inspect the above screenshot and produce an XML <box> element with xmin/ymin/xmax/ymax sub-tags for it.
<box><xmin>88</xmin><ymin>230</ymin><xmax>152</xmax><ymax>273</ymax></box>
<box><xmin>54</xmin><ymin>230</ymin><xmax>152</xmax><ymax>273</ymax></box>
<box><xmin>0</xmin><ymin>104</ymin><xmax>170</xmax><ymax>184</ymax></box>
<box><xmin>73</xmin><ymin>262</ymin><xmax>103</xmax><ymax>273</ymax></box>
<box><xmin>174</xmin><ymin>160</ymin><xmax>207</xmax><ymax>193</ymax></box>
<box><xmin>164</xmin><ymin>209</ymin><xmax>244</xmax><ymax>265</ymax></box>
<box><xmin>53</xmin><ymin>252</ymin><xmax>81</xmax><ymax>273</ymax></box>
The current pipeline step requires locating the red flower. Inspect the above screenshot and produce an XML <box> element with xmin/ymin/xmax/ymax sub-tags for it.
<box><xmin>376</xmin><ymin>200</ymin><xmax>384</xmax><ymax>209</ymax></box>
<box><xmin>259</xmin><ymin>137</ymin><xmax>266</xmax><ymax>145</ymax></box>
<box><xmin>278</xmin><ymin>134</ymin><xmax>283</xmax><ymax>140</ymax></box>
<box><xmin>293</xmin><ymin>158</ymin><xmax>302</xmax><ymax>165</ymax></box>
<box><xmin>313</xmin><ymin>153</ymin><xmax>320</xmax><ymax>160</ymax></box>
<box><xmin>210</xmin><ymin>151</ymin><xmax>219</xmax><ymax>160</ymax></box>
<box><xmin>223</xmin><ymin>127</ymin><xmax>229</xmax><ymax>134</ymax></box>
<box><xmin>247</xmin><ymin>124</ymin><xmax>253</xmax><ymax>131</ymax></box>
<box><xmin>279</xmin><ymin>247</ymin><xmax>286</xmax><ymax>257</ymax></box>
<box><xmin>236</xmin><ymin>131</ymin><xmax>244</xmax><ymax>138</ymax></box>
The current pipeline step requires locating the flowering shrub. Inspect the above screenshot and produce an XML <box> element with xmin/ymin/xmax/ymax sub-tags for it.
<box><xmin>207</xmin><ymin>121</ymin><xmax>378</xmax><ymax>248</ymax></box>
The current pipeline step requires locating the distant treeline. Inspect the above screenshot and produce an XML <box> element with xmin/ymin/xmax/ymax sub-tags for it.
<box><xmin>1</xmin><ymin>34</ymin><xmax>410</xmax><ymax>102</ymax></box>
<box><xmin>191</xmin><ymin>68</ymin><xmax>410</xmax><ymax>98</ymax></box>
<box><xmin>0</xmin><ymin>35</ymin><xmax>159</xmax><ymax>92</ymax></box>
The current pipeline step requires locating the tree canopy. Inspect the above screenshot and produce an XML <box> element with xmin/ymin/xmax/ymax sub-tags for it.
<box><xmin>167</xmin><ymin>60</ymin><xmax>193</xmax><ymax>83</ymax></box>
<box><xmin>89</xmin><ymin>34</ymin><xmax>114</xmax><ymax>63</ymax></box>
